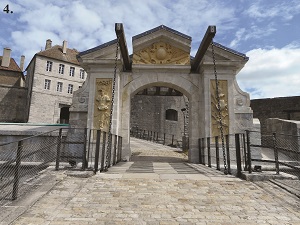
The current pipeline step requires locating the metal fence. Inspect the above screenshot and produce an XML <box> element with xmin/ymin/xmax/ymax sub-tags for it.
<box><xmin>0</xmin><ymin>129</ymin><xmax>61</xmax><ymax>204</ymax></box>
<box><xmin>130</xmin><ymin>127</ymin><xmax>183</xmax><ymax>148</ymax></box>
<box><xmin>247</xmin><ymin>131</ymin><xmax>300</xmax><ymax>178</ymax></box>
<box><xmin>198</xmin><ymin>133</ymin><xmax>247</xmax><ymax>177</ymax></box>
<box><xmin>0</xmin><ymin>128</ymin><xmax>122</xmax><ymax>203</ymax></box>
<box><xmin>199</xmin><ymin>131</ymin><xmax>300</xmax><ymax>179</ymax></box>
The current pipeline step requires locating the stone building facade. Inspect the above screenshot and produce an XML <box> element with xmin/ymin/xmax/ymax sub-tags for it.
<box><xmin>26</xmin><ymin>40</ymin><xmax>86</xmax><ymax>123</ymax></box>
<box><xmin>0</xmin><ymin>47</ymin><xmax>27</xmax><ymax>122</ymax></box>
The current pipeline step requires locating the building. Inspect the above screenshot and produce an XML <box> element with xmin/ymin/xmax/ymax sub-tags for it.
<box><xmin>26</xmin><ymin>40</ymin><xmax>86</xmax><ymax>124</ymax></box>
<box><xmin>0</xmin><ymin>47</ymin><xmax>27</xmax><ymax>122</ymax></box>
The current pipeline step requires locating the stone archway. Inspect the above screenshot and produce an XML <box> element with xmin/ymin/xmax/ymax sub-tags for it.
<box><xmin>70</xmin><ymin>24</ymin><xmax>253</xmax><ymax>163</ymax></box>
<box><xmin>120</xmin><ymin>73</ymin><xmax>202</xmax><ymax>162</ymax></box>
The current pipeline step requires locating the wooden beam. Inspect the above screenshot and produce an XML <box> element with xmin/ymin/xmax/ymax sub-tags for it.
<box><xmin>191</xmin><ymin>26</ymin><xmax>216</xmax><ymax>72</ymax></box>
<box><xmin>115</xmin><ymin>23</ymin><xmax>131</xmax><ymax>71</ymax></box>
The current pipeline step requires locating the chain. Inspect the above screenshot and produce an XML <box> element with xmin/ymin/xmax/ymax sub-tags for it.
<box><xmin>104</xmin><ymin>36</ymin><xmax>120</xmax><ymax>172</ymax></box>
<box><xmin>211</xmin><ymin>41</ymin><xmax>228</xmax><ymax>174</ymax></box>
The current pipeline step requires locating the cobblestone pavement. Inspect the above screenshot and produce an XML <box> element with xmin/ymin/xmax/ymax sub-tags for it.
<box><xmin>5</xmin><ymin>138</ymin><xmax>300</xmax><ymax>225</ymax></box>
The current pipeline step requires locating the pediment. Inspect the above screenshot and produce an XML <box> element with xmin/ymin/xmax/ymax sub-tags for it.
<box><xmin>132</xmin><ymin>41</ymin><xmax>190</xmax><ymax>65</ymax></box>
<box><xmin>132</xmin><ymin>25</ymin><xmax>191</xmax><ymax>65</ymax></box>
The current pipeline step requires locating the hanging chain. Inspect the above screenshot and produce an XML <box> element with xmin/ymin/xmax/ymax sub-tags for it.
<box><xmin>211</xmin><ymin>41</ymin><xmax>228</xmax><ymax>174</ymax></box>
<box><xmin>104</xmin><ymin>36</ymin><xmax>120</xmax><ymax>172</ymax></box>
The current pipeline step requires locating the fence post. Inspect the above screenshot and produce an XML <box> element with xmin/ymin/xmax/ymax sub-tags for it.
<box><xmin>235</xmin><ymin>134</ymin><xmax>242</xmax><ymax>178</ymax></box>
<box><xmin>246</xmin><ymin>130</ymin><xmax>252</xmax><ymax>173</ymax></box>
<box><xmin>12</xmin><ymin>140</ymin><xmax>23</xmax><ymax>200</ymax></box>
<box><xmin>117</xmin><ymin>136</ymin><xmax>122</xmax><ymax>162</ymax></box>
<box><xmin>94</xmin><ymin>130</ymin><xmax>101</xmax><ymax>173</ymax></box>
<box><xmin>273</xmin><ymin>133</ymin><xmax>280</xmax><ymax>175</ymax></box>
<box><xmin>242</xmin><ymin>133</ymin><xmax>247</xmax><ymax>171</ymax></box>
<box><xmin>55</xmin><ymin>128</ymin><xmax>63</xmax><ymax>171</ymax></box>
<box><xmin>107</xmin><ymin>133</ymin><xmax>113</xmax><ymax>168</ymax></box>
<box><xmin>225</xmin><ymin>135</ymin><xmax>231</xmax><ymax>174</ymax></box>
<box><xmin>113</xmin><ymin>135</ymin><xmax>117</xmax><ymax>165</ymax></box>
<box><xmin>172</xmin><ymin>135</ymin><xmax>174</xmax><ymax>146</ymax></box>
<box><xmin>163</xmin><ymin>133</ymin><xmax>166</xmax><ymax>145</ymax></box>
<box><xmin>198</xmin><ymin>138</ymin><xmax>202</xmax><ymax>164</ymax></box>
<box><xmin>81</xmin><ymin>128</ymin><xmax>88</xmax><ymax>170</ymax></box>
<box><xmin>87</xmin><ymin>129</ymin><xmax>92</xmax><ymax>167</ymax></box>
<box><xmin>201</xmin><ymin>138</ymin><xmax>206</xmax><ymax>165</ymax></box>
<box><xmin>207</xmin><ymin>137</ymin><xmax>211</xmax><ymax>167</ymax></box>
<box><xmin>215</xmin><ymin>136</ymin><xmax>220</xmax><ymax>170</ymax></box>
<box><xmin>100</xmin><ymin>132</ymin><xmax>107</xmax><ymax>172</ymax></box>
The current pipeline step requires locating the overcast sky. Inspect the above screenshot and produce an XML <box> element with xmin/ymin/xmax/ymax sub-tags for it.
<box><xmin>1</xmin><ymin>0</ymin><xmax>300</xmax><ymax>99</ymax></box>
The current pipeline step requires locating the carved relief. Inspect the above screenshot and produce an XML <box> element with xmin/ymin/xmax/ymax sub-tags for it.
<box><xmin>132</xmin><ymin>42</ymin><xmax>190</xmax><ymax>65</ymax></box>
<box><xmin>94</xmin><ymin>79</ymin><xmax>112</xmax><ymax>131</ymax></box>
<box><xmin>211</xmin><ymin>80</ymin><xmax>229</xmax><ymax>137</ymax></box>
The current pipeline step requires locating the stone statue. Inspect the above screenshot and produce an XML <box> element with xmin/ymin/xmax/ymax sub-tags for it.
<box><xmin>96</xmin><ymin>89</ymin><xmax>111</xmax><ymax>130</ymax></box>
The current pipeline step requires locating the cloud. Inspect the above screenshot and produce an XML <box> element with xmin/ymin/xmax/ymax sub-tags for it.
<box><xmin>229</xmin><ymin>25</ymin><xmax>276</xmax><ymax>48</ymax></box>
<box><xmin>4</xmin><ymin>0</ymin><xmax>239</xmax><ymax>68</ymax></box>
<box><xmin>245</xmin><ymin>1</ymin><xmax>300</xmax><ymax>21</ymax></box>
<box><xmin>237</xmin><ymin>45</ymin><xmax>300</xmax><ymax>99</ymax></box>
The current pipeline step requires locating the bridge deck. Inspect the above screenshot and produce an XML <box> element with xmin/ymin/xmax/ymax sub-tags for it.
<box><xmin>2</xmin><ymin>138</ymin><xmax>300</xmax><ymax>224</ymax></box>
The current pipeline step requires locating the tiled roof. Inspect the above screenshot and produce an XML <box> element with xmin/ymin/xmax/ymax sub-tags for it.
<box><xmin>0</xmin><ymin>56</ymin><xmax>22</xmax><ymax>72</ymax></box>
<box><xmin>36</xmin><ymin>45</ymin><xmax>80</xmax><ymax>65</ymax></box>
<box><xmin>213</xmin><ymin>42</ymin><xmax>249</xmax><ymax>60</ymax></box>
<box><xmin>132</xmin><ymin>25</ymin><xmax>192</xmax><ymax>41</ymax></box>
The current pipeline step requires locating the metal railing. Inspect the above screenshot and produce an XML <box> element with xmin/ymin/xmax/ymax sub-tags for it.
<box><xmin>0</xmin><ymin>129</ymin><xmax>61</xmax><ymax>203</ymax></box>
<box><xmin>246</xmin><ymin>130</ymin><xmax>300</xmax><ymax>178</ymax></box>
<box><xmin>130</xmin><ymin>127</ymin><xmax>183</xmax><ymax>148</ymax></box>
<box><xmin>0</xmin><ymin>127</ymin><xmax>123</xmax><ymax>203</ymax></box>
<box><xmin>198</xmin><ymin>133</ymin><xmax>246</xmax><ymax>177</ymax></box>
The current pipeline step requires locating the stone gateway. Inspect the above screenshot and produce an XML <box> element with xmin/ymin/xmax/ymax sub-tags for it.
<box><xmin>69</xmin><ymin>24</ymin><xmax>253</xmax><ymax>163</ymax></box>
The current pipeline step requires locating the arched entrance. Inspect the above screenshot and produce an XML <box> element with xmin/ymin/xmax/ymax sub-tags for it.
<box><xmin>70</xmin><ymin>24</ymin><xmax>253</xmax><ymax>163</ymax></box>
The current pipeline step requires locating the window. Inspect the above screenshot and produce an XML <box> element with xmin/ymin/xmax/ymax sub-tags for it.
<box><xmin>69</xmin><ymin>67</ymin><xmax>75</xmax><ymax>77</ymax></box>
<box><xmin>79</xmin><ymin>69</ymin><xmax>85</xmax><ymax>79</ymax></box>
<box><xmin>44</xmin><ymin>79</ymin><xmax>51</xmax><ymax>90</ymax></box>
<box><xmin>59</xmin><ymin>64</ymin><xmax>65</xmax><ymax>74</ymax></box>
<box><xmin>165</xmin><ymin>109</ymin><xmax>178</xmax><ymax>121</ymax></box>
<box><xmin>67</xmin><ymin>84</ymin><xmax>73</xmax><ymax>94</ymax></box>
<box><xmin>46</xmin><ymin>61</ymin><xmax>52</xmax><ymax>71</ymax></box>
<box><xmin>57</xmin><ymin>82</ymin><xmax>63</xmax><ymax>92</ymax></box>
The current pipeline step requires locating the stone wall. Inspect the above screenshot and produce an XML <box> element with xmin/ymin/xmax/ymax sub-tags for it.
<box><xmin>130</xmin><ymin>95</ymin><xmax>187</xmax><ymax>142</ymax></box>
<box><xmin>251</xmin><ymin>96</ymin><xmax>300</xmax><ymax>134</ymax></box>
<box><xmin>0</xmin><ymin>85</ymin><xmax>28</xmax><ymax>122</ymax></box>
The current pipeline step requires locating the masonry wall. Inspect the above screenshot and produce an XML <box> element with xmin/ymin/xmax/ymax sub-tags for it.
<box><xmin>130</xmin><ymin>95</ymin><xmax>188</xmax><ymax>143</ymax></box>
<box><xmin>0</xmin><ymin>85</ymin><xmax>28</xmax><ymax>122</ymax></box>
<box><xmin>251</xmin><ymin>96</ymin><xmax>300</xmax><ymax>133</ymax></box>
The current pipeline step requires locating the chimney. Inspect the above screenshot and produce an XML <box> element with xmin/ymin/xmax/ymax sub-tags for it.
<box><xmin>20</xmin><ymin>55</ymin><xmax>25</xmax><ymax>71</ymax></box>
<box><xmin>62</xmin><ymin>40</ymin><xmax>67</xmax><ymax>54</ymax></box>
<box><xmin>45</xmin><ymin>39</ymin><xmax>52</xmax><ymax>50</ymax></box>
<box><xmin>1</xmin><ymin>47</ymin><xmax>11</xmax><ymax>67</ymax></box>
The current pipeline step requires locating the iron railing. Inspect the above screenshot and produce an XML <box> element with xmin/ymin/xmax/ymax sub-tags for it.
<box><xmin>0</xmin><ymin>127</ymin><xmax>122</xmax><ymax>204</ymax></box>
<box><xmin>130</xmin><ymin>127</ymin><xmax>183</xmax><ymax>148</ymax></box>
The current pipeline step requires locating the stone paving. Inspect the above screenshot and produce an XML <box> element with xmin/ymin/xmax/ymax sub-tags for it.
<box><xmin>3</xmin><ymin>138</ymin><xmax>300</xmax><ymax>224</ymax></box>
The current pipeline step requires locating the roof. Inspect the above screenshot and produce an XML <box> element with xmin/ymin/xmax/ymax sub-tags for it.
<box><xmin>0</xmin><ymin>56</ymin><xmax>22</xmax><ymax>72</ymax></box>
<box><xmin>213</xmin><ymin>42</ymin><xmax>249</xmax><ymax>60</ymax></box>
<box><xmin>36</xmin><ymin>45</ymin><xmax>80</xmax><ymax>65</ymax></box>
<box><xmin>79</xmin><ymin>39</ymin><xmax>117</xmax><ymax>56</ymax></box>
<box><xmin>132</xmin><ymin>25</ymin><xmax>192</xmax><ymax>41</ymax></box>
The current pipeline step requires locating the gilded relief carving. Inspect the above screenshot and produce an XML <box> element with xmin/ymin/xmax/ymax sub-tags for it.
<box><xmin>211</xmin><ymin>80</ymin><xmax>229</xmax><ymax>137</ymax></box>
<box><xmin>132</xmin><ymin>42</ymin><xmax>190</xmax><ymax>65</ymax></box>
<box><xmin>94</xmin><ymin>79</ymin><xmax>112</xmax><ymax>131</ymax></box>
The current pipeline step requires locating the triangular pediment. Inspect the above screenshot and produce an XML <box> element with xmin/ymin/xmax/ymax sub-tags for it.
<box><xmin>132</xmin><ymin>25</ymin><xmax>191</xmax><ymax>65</ymax></box>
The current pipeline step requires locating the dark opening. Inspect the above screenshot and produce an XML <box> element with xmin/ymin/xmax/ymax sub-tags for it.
<box><xmin>60</xmin><ymin>107</ymin><xmax>70</xmax><ymax>124</ymax></box>
<box><xmin>165</xmin><ymin>109</ymin><xmax>178</xmax><ymax>121</ymax></box>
